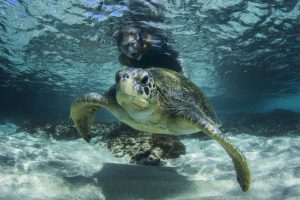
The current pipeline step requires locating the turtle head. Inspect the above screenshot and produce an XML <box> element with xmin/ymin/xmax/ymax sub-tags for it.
<box><xmin>115</xmin><ymin>68</ymin><xmax>159</xmax><ymax>115</ymax></box>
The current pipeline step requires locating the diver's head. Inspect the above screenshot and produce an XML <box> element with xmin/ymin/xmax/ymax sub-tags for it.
<box><xmin>115</xmin><ymin>26</ymin><xmax>143</xmax><ymax>60</ymax></box>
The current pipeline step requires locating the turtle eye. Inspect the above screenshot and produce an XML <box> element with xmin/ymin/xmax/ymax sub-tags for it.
<box><xmin>141</xmin><ymin>75</ymin><xmax>148</xmax><ymax>84</ymax></box>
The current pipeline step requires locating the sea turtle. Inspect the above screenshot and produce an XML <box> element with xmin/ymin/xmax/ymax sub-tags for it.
<box><xmin>70</xmin><ymin>67</ymin><xmax>250</xmax><ymax>191</ymax></box>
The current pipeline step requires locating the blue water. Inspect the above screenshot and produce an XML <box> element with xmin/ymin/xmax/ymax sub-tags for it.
<box><xmin>1</xmin><ymin>0</ymin><xmax>300</xmax><ymax>199</ymax></box>
<box><xmin>1</xmin><ymin>0</ymin><xmax>300</xmax><ymax>120</ymax></box>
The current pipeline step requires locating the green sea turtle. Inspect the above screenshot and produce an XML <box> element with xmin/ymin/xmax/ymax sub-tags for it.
<box><xmin>70</xmin><ymin>67</ymin><xmax>250</xmax><ymax>191</ymax></box>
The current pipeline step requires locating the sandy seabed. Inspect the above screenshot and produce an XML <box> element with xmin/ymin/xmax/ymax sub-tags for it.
<box><xmin>0</xmin><ymin>122</ymin><xmax>299</xmax><ymax>200</ymax></box>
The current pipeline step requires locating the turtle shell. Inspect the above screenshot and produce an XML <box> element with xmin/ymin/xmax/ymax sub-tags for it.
<box><xmin>147</xmin><ymin>68</ymin><xmax>221</xmax><ymax>127</ymax></box>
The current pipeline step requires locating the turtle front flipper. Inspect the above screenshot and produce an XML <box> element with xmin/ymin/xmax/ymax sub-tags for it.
<box><xmin>70</xmin><ymin>93</ymin><xmax>109</xmax><ymax>142</ymax></box>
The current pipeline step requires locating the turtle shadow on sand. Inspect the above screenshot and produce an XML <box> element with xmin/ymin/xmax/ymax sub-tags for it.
<box><xmin>63</xmin><ymin>163</ymin><xmax>245</xmax><ymax>199</ymax></box>
<box><xmin>63</xmin><ymin>163</ymin><xmax>197</xmax><ymax>199</ymax></box>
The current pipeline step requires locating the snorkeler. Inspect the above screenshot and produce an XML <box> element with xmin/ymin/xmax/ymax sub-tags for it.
<box><xmin>114</xmin><ymin>25</ymin><xmax>182</xmax><ymax>73</ymax></box>
<box><xmin>112</xmin><ymin>0</ymin><xmax>182</xmax><ymax>73</ymax></box>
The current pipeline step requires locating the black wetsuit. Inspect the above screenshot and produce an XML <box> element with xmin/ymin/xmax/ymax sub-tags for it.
<box><xmin>119</xmin><ymin>45</ymin><xmax>182</xmax><ymax>73</ymax></box>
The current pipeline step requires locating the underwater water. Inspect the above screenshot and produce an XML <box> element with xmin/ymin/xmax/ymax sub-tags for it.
<box><xmin>1</xmin><ymin>0</ymin><xmax>300</xmax><ymax>199</ymax></box>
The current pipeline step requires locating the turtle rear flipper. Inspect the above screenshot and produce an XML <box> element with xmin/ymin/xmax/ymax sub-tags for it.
<box><xmin>200</xmin><ymin>121</ymin><xmax>250</xmax><ymax>192</ymax></box>
<box><xmin>175</xmin><ymin>111</ymin><xmax>250</xmax><ymax>192</ymax></box>
<box><xmin>70</xmin><ymin>93</ymin><xmax>108</xmax><ymax>142</ymax></box>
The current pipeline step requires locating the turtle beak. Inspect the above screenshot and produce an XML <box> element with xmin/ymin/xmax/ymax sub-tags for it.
<box><xmin>117</xmin><ymin>71</ymin><xmax>136</xmax><ymax>96</ymax></box>
<box><xmin>115</xmin><ymin>67</ymin><xmax>129</xmax><ymax>83</ymax></box>
<box><xmin>115</xmin><ymin>69</ymin><xmax>150</xmax><ymax>109</ymax></box>
<box><xmin>116</xmin><ymin>70</ymin><xmax>130</xmax><ymax>83</ymax></box>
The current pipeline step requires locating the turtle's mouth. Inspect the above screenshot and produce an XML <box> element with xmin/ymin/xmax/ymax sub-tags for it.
<box><xmin>117</xmin><ymin>92</ymin><xmax>149</xmax><ymax>108</ymax></box>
